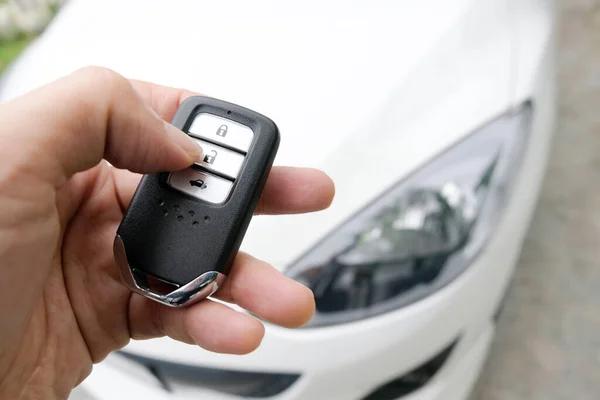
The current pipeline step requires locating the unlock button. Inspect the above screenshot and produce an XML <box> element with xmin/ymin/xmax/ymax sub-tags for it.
<box><xmin>194</xmin><ymin>139</ymin><xmax>245</xmax><ymax>179</ymax></box>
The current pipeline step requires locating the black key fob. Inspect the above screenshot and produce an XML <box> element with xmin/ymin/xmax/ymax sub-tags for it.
<box><xmin>114</xmin><ymin>96</ymin><xmax>279</xmax><ymax>307</ymax></box>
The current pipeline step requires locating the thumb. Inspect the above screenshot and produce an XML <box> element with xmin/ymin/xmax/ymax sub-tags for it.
<box><xmin>0</xmin><ymin>67</ymin><xmax>202</xmax><ymax>187</ymax></box>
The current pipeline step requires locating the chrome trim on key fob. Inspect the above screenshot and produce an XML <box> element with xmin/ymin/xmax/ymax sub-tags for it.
<box><xmin>114</xmin><ymin>235</ymin><xmax>226</xmax><ymax>307</ymax></box>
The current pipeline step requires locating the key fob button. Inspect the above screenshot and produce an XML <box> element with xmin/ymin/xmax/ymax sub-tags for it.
<box><xmin>188</xmin><ymin>113</ymin><xmax>254</xmax><ymax>153</ymax></box>
<box><xmin>193</xmin><ymin>139</ymin><xmax>245</xmax><ymax>179</ymax></box>
<box><xmin>167</xmin><ymin>168</ymin><xmax>233</xmax><ymax>204</ymax></box>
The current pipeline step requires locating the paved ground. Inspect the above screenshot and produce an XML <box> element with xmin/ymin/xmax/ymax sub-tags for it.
<box><xmin>471</xmin><ymin>1</ymin><xmax>600</xmax><ymax>399</ymax></box>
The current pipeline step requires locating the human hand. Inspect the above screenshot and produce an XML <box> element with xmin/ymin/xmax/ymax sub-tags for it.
<box><xmin>0</xmin><ymin>67</ymin><xmax>334</xmax><ymax>399</ymax></box>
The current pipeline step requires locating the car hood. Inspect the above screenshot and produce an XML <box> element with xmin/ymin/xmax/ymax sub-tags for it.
<box><xmin>0</xmin><ymin>0</ymin><xmax>513</xmax><ymax>269</ymax></box>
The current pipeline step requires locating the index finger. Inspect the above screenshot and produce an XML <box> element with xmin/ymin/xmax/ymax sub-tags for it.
<box><xmin>129</xmin><ymin>80</ymin><xmax>198</xmax><ymax>121</ymax></box>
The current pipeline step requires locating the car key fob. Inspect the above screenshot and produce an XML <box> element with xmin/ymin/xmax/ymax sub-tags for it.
<box><xmin>114</xmin><ymin>96</ymin><xmax>279</xmax><ymax>307</ymax></box>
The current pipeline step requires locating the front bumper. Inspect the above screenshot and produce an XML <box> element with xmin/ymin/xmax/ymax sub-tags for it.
<box><xmin>80</xmin><ymin>323</ymin><xmax>493</xmax><ymax>400</ymax></box>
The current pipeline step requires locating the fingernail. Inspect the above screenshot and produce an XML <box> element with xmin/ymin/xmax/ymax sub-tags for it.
<box><xmin>166</xmin><ymin>123</ymin><xmax>203</xmax><ymax>161</ymax></box>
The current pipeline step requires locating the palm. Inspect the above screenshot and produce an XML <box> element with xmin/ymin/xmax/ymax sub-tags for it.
<box><xmin>59</xmin><ymin>164</ymin><xmax>139</xmax><ymax>364</ymax></box>
<box><xmin>2</xmin><ymin>165</ymin><xmax>137</xmax><ymax>393</ymax></box>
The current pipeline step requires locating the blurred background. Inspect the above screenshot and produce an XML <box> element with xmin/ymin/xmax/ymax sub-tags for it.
<box><xmin>2</xmin><ymin>0</ymin><xmax>599</xmax><ymax>399</ymax></box>
<box><xmin>0</xmin><ymin>0</ymin><xmax>62</xmax><ymax>72</ymax></box>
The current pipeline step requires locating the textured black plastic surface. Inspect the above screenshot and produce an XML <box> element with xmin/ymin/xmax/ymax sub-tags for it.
<box><xmin>116</xmin><ymin>96</ymin><xmax>279</xmax><ymax>286</ymax></box>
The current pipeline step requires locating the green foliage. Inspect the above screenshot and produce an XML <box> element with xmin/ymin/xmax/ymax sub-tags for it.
<box><xmin>49</xmin><ymin>3</ymin><xmax>60</xmax><ymax>15</ymax></box>
<box><xmin>0</xmin><ymin>36</ymin><xmax>32</xmax><ymax>72</ymax></box>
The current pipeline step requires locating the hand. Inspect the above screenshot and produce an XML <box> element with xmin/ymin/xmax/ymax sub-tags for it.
<box><xmin>0</xmin><ymin>67</ymin><xmax>334</xmax><ymax>399</ymax></box>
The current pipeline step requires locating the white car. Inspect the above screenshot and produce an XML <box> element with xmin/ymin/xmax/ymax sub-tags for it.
<box><xmin>0</xmin><ymin>0</ymin><xmax>557</xmax><ymax>399</ymax></box>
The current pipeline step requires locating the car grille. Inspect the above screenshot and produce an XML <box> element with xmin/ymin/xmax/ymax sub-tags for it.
<box><xmin>120</xmin><ymin>352</ymin><xmax>300</xmax><ymax>398</ymax></box>
<box><xmin>362</xmin><ymin>338</ymin><xmax>459</xmax><ymax>400</ymax></box>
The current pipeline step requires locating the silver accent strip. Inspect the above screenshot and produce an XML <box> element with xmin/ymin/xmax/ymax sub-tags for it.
<box><xmin>114</xmin><ymin>235</ymin><xmax>226</xmax><ymax>307</ymax></box>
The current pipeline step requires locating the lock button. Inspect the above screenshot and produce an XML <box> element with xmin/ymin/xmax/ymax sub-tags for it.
<box><xmin>188</xmin><ymin>113</ymin><xmax>254</xmax><ymax>153</ymax></box>
<box><xmin>216</xmin><ymin>125</ymin><xmax>228</xmax><ymax>137</ymax></box>
<box><xmin>193</xmin><ymin>139</ymin><xmax>245</xmax><ymax>179</ymax></box>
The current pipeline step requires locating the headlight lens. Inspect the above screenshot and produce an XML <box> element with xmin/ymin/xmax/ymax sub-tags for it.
<box><xmin>286</xmin><ymin>104</ymin><xmax>532</xmax><ymax>326</ymax></box>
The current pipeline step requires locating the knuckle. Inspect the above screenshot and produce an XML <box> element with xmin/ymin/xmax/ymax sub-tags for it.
<box><xmin>72</xmin><ymin>66</ymin><xmax>130</xmax><ymax>97</ymax></box>
<box><xmin>67</xmin><ymin>66</ymin><xmax>134</xmax><ymax>135</ymax></box>
<box><xmin>146</xmin><ymin>300</ymin><xmax>166</xmax><ymax>338</ymax></box>
<box><xmin>74</xmin><ymin>66</ymin><xmax>121</xmax><ymax>83</ymax></box>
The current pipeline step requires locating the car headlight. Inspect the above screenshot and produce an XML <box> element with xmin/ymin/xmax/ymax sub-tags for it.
<box><xmin>286</xmin><ymin>103</ymin><xmax>532</xmax><ymax>327</ymax></box>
